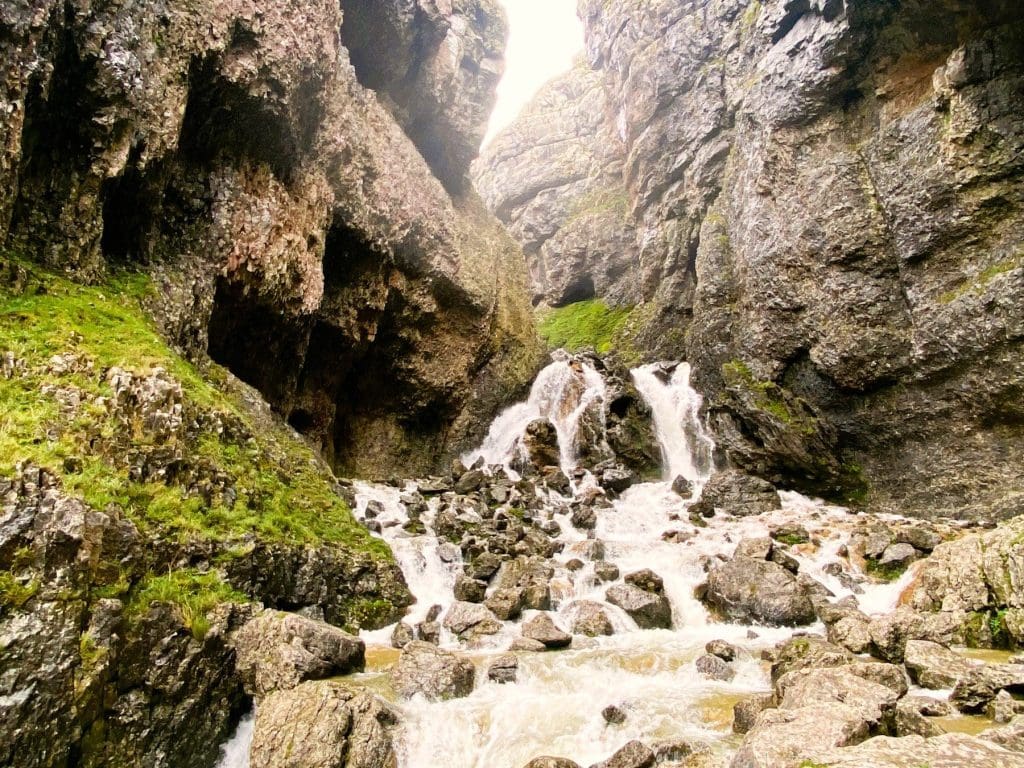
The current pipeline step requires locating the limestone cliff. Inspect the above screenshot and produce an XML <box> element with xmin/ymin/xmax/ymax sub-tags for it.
<box><xmin>476</xmin><ymin>0</ymin><xmax>1024</xmax><ymax>520</ymax></box>
<box><xmin>1</xmin><ymin>0</ymin><xmax>543</xmax><ymax>478</ymax></box>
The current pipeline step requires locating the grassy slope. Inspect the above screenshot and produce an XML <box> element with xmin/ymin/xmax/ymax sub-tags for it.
<box><xmin>0</xmin><ymin>254</ymin><xmax>391</xmax><ymax>634</ymax></box>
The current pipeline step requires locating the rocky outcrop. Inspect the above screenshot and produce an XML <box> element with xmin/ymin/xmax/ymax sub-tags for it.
<box><xmin>250</xmin><ymin>680</ymin><xmax>398</xmax><ymax>768</ymax></box>
<box><xmin>478</xmin><ymin>0</ymin><xmax>1024</xmax><ymax>520</ymax></box>
<box><xmin>0</xmin><ymin>0</ymin><xmax>542</xmax><ymax>479</ymax></box>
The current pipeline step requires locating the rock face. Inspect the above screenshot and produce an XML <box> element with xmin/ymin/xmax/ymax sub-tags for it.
<box><xmin>473</xmin><ymin>63</ymin><xmax>639</xmax><ymax>308</ymax></box>
<box><xmin>478</xmin><ymin>0</ymin><xmax>1024</xmax><ymax>520</ymax></box>
<box><xmin>0</xmin><ymin>0</ymin><xmax>542</xmax><ymax>479</ymax></box>
<box><xmin>250</xmin><ymin>680</ymin><xmax>399</xmax><ymax>768</ymax></box>
<box><xmin>391</xmin><ymin>641</ymin><xmax>476</xmax><ymax>701</ymax></box>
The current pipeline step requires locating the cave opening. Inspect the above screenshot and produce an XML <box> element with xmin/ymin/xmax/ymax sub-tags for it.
<box><xmin>561</xmin><ymin>275</ymin><xmax>596</xmax><ymax>305</ymax></box>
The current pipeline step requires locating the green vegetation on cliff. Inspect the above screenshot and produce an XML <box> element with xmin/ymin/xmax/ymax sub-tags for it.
<box><xmin>538</xmin><ymin>299</ymin><xmax>633</xmax><ymax>354</ymax></box>
<box><xmin>0</xmin><ymin>254</ymin><xmax>396</xmax><ymax>628</ymax></box>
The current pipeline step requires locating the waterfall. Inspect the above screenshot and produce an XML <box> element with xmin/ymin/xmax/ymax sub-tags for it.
<box><xmin>463</xmin><ymin>352</ymin><xmax>608</xmax><ymax>473</ymax></box>
<box><xmin>214</xmin><ymin>711</ymin><xmax>254</xmax><ymax>768</ymax></box>
<box><xmin>631</xmin><ymin>362</ymin><xmax>715</xmax><ymax>485</ymax></box>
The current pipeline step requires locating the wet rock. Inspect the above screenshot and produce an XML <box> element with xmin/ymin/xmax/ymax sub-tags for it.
<box><xmin>443</xmin><ymin>602</ymin><xmax>502</xmax><ymax>640</ymax></box>
<box><xmin>624</xmin><ymin>569</ymin><xmax>664</xmax><ymax>594</ymax></box>
<box><xmin>417</xmin><ymin>620</ymin><xmax>441</xmax><ymax>645</ymax></box>
<box><xmin>706</xmin><ymin>640</ymin><xmax>738</xmax><ymax>662</ymax></box>
<box><xmin>896</xmin><ymin>524</ymin><xmax>943</xmax><ymax>553</ymax></box>
<box><xmin>599</xmin><ymin>466</ymin><xmax>636</xmax><ymax>495</ymax></box>
<box><xmin>952</xmin><ymin>663</ymin><xmax>1024</xmax><ymax>713</ymax></box>
<box><xmin>826</xmin><ymin>612</ymin><xmax>874</xmax><ymax>655</ymax></box>
<box><xmin>904</xmin><ymin>639</ymin><xmax>978</xmax><ymax>690</ymax></box>
<box><xmin>696</xmin><ymin>470</ymin><xmax>781</xmax><ymax>518</ymax></box>
<box><xmin>769</xmin><ymin>547</ymin><xmax>800</xmax><ymax>575</ymax></box>
<box><xmin>734</xmin><ymin>537</ymin><xmax>773</xmax><ymax>560</ymax></box>
<box><xmin>488</xmin><ymin>654</ymin><xmax>518</xmax><ymax>684</ymax></box>
<box><xmin>524</xmin><ymin>419</ymin><xmax>561</xmax><ymax>470</ymax></box>
<box><xmin>671</xmin><ymin>475</ymin><xmax>693</xmax><ymax>497</ymax></box>
<box><xmin>455</xmin><ymin>469</ymin><xmax>487</xmax><ymax>494</ymax></box>
<box><xmin>543</xmin><ymin>468</ymin><xmax>571</xmax><ymax>495</ymax></box>
<box><xmin>877</xmin><ymin>542</ymin><xmax>918</xmax><ymax>569</ymax></box>
<box><xmin>494</xmin><ymin>556</ymin><xmax>554</xmax><ymax>611</ymax></box>
<box><xmin>570</xmin><ymin>600</ymin><xmax>615</xmax><ymax>637</ymax></box>
<box><xmin>894</xmin><ymin>696</ymin><xmax>950</xmax><ymax>737</ymax></box>
<box><xmin>521</xmin><ymin>613</ymin><xmax>572</xmax><ymax>649</ymax></box>
<box><xmin>510</xmin><ymin>637</ymin><xmax>547</xmax><ymax>652</ymax></box>
<box><xmin>250</xmin><ymin>680</ymin><xmax>397</xmax><ymax>768</ymax></box>
<box><xmin>391</xmin><ymin>622</ymin><xmax>416</xmax><ymax>649</ymax></box>
<box><xmin>605</xmin><ymin>584</ymin><xmax>672</xmax><ymax>630</ymax></box>
<box><xmin>570</xmin><ymin>539</ymin><xmax>606</xmax><ymax>560</ymax></box>
<box><xmin>594</xmin><ymin>562</ymin><xmax>620</xmax><ymax>582</ymax></box>
<box><xmin>454</xmin><ymin>575</ymin><xmax>488</xmax><ymax>603</ymax></box>
<box><xmin>990</xmin><ymin>689</ymin><xmax>1024</xmax><ymax>723</ymax></box>
<box><xmin>485</xmin><ymin>588</ymin><xmax>526</xmax><ymax>621</ymax></box>
<box><xmin>810</xmin><ymin>733</ymin><xmax>1024</xmax><ymax>767</ymax></box>
<box><xmin>591</xmin><ymin>740</ymin><xmax>655</xmax><ymax>768</ymax></box>
<box><xmin>571</xmin><ymin>505</ymin><xmax>598</xmax><ymax>530</ymax></box>
<box><xmin>733</xmin><ymin>694</ymin><xmax>773</xmax><ymax>735</ymax></box>
<box><xmin>602</xmin><ymin>704</ymin><xmax>627</xmax><ymax>725</ymax></box>
<box><xmin>695</xmin><ymin>653</ymin><xmax>735</xmax><ymax>682</ymax></box>
<box><xmin>769</xmin><ymin>636</ymin><xmax>854</xmax><ymax>683</ymax></box>
<box><xmin>770</xmin><ymin>524</ymin><xmax>810</xmax><ymax>546</ymax></box>
<box><xmin>391</xmin><ymin>641</ymin><xmax>475</xmax><ymax>701</ymax></box>
<box><xmin>703</xmin><ymin>557</ymin><xmax>816</xmax><ymax>627</ymax></box>
<box><xmin>467</xmin><ymin>552</ymin><xmax>505</xmax><ymax>581</ymax></box>
<box><xmin>523</xmin><ymin>758</ymin><xmax>582</xmax><ymax>768</ymax></box>
<box><xmin>232</xmin><ymin>612</ymin><xmax>366</xmax><ymax>699</ymax></box>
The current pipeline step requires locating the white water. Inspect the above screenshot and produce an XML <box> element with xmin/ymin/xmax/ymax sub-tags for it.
<box><xmin>463</xmin><ymin>352</ymin><xmax>608</xmax><ymax>473</ymax></box>
<box><xmin>215</xmin><ymin>711</ymin><xmax>254</xmax><ymax>768</ymax></box>
<box><xmin>218</xmin><ymin>356</ymin><xmax>916</xmax><ymax>767</ymax></box>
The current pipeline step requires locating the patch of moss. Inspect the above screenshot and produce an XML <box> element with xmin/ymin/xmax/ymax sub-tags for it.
<box><xmin>839</xmin><ymin>460</ymin><xmax>870</xmax><ymax>506</ymax></box>
<box><xmin>0</xmin><ymin>253</ymin><xmax>390</xmax><ymax>559</ymax></box>
<box><xmin>344</xmin><ymin>598</ymin><xmax>395</xmax><ymax>633</ymax></box>
<box><xmin>865</xmin><ymin>558</ymin><xmax>907</xmax><ymax>583</ymax></box>
<box><xmin>939</xmin><ymin>253</ymin><xmax>1022</xmax><ymax>304</ymax></box>
<box><xmin>537</xmin><ymin>299</ymin><xmax>633</xmax><ymax>354</ymax></box>
<box><xmin>126</xmin><ymin>569</ymin><xmax>248</xmax><ymax>640</ymax></box>
<box><xmin>0</xmin><ymin>570</ymin><xmax>39</xmax><ymax>610</ymax></box>
<box><xmin>722</xmin><ymin>360</ymin><xmax>818</xmax><ymax>436</ymax></box>
<box><xmin>564</xmin><ymin>188</ymin><xmax>631</xmax><ymax>227</ymax></box>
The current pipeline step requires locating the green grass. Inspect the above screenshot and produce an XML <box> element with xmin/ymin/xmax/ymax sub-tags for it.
<box><xmin>538</xmin><ymin>300</ymin><xmax>633</xmax><ymax>354</ymax></box>
<box><xmin>0</xmin><ymin>253</ymin><xmax>389</xmax><ymax>558</ymax></box>
<box><xmin>865</xmin><ymin>558</ymin><xmax>907</xmax><ymax>583</ymax></box>
<box><xmin>126</xmin><ymin>569</ymin><xmax>248</xmax><ymax>640</ymax></box>
<box><xmin>0</xmin><ymin>571</ymin><xmax>39</xmax><ymax>611</ymax></box>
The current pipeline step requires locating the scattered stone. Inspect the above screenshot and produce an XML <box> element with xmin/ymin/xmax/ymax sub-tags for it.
<box><xmin>510</xmin><ymin>637</ymin><xmax>547</xmax><ymax>652</ymax></box>
<box><xmin>877</xmin><ymin>542</ymin><xmax>918</xmax><ymax>569</ymax></box>
<box><xmin>443</xmin><ymin>602</ymin><xmax>502</xmax><ymax>640</ymax></box>
<box><xmin>695</xmin><ymin>653</ymin><xmax>735</xmax><ymax>682</ymax></box>
<box><xmin>391</xmin><ymin>621</ymin><xmax>416</xmax><ymax>649</ymax></box>
<box><xmin>602</xmin><ymin>704</ymin><xmax>627</xmax><ymax>725</ymax></box>
<box><xmin>467</xmin><ymin>552</ymin><xmax>505</xmax><ymax>581</ymax></box>
<box><xmin>570</xmin><ymin>600</ymin><xmax>615</xmax><ymax>637</ymax></box>
<box><xmin>594</xmin><ymin>562</ymin><xmax>620</xmax><ymax>582</ymax></box>
<box><xmin>952</xmin><ymin>663</ymin><xmax>1024</xmax><ymax>713</ymax></box>
<box><xmin>391</xmin><ymin>641</ymin><xmax>475</xmax><ymax>701</ymax></box>
<box><xmin>455</xmin><ymin>469</ymin><xmax>487</xmax><ymax>494</ymax></box>
<box><xmin>485</xmin><ymin>588</ymin><xmax>526</xmax><ymax>621</ymax></box>
<box><xmin>606</xmin><ymin>584</ymin><xmax>672</xmax><ymax>630</ymax></box>
<box><xmin>590</xmin><ymin>740</ymin><xmax>655</xmax><ymax>768</ymax></box>
<box><xmin>454</xmin><ymin>575</ymin><xmax>488</xmax><ymax>603</ymax></box>
<box><xmin>706</xmin><ymin>639</ymin><xmax>738</xmax><ymax>662</ymax></box>
<box><xmin>624</xmin><ymin>569</ymin><xmax>664</xmax><ymax>594</ymax></box>
<box><xmin>671</xmin><ymin>475</ymin><xmax>693</xmax><ymax>497</ymax></box>
<box><xmin>571</xmin><ymin>505</ymin><xmax>597</xmax><ymax>530</ymax></box>
<box><xmin>734</xmin><ymin>537</ymin><xmax>773</xmax><ymax>560</ymax></box>
<box><xmin>522</xmin><ymin>613</ymin><xmax>572</xmax><ymax>649</ymax></box>
<box><xmin>488</xmin><ymin>654</ymin><xmax>518</xmax><ymax>684</ymax></box>
<box><xmin>522</xmin><ymin>758</ymin><xmax>581</xmax><ymax>768</ymax></box>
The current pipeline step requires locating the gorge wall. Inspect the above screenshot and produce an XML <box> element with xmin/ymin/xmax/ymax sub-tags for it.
<box><xmin>475</xmin><ymin>0</ymin><xmax>1024</xmax><ymax>521</ymax></box>
<box><xmin>1</xmin><ymin>0</ymin><xmax>543</xmax><ymax>478</ymax></box>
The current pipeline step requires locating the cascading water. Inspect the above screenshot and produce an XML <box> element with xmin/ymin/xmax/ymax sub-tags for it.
<box><xmin>218</xmin><ymin>356</ymin><xmax>931</xmax><ymax>767</ymax></box>
<box><xmin>463</xmin><ymin>352</ymin><xmax>608</xmax><ymax>473</ymax></box>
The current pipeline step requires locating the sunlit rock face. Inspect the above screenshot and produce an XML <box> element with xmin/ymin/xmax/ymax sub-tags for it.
<box><xmin>475</xmin><ymin>0</ymin><xmax>1024</xmax><ymax>520</ymax></box>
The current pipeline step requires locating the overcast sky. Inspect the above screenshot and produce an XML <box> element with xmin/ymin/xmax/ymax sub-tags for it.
<box><xmin>483</xmin><ymin>0</ymin><xmax>584</xmax><ymax>146</ymax></box>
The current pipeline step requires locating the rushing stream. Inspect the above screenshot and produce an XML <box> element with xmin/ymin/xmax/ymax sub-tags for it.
<box><xmin>216</xmin><ymin>355</ymin><xmax>920</xmax><ymax>768</ymax></box>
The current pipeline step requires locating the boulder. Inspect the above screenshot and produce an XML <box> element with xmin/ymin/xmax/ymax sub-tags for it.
<box><xmin>523</xmin><ymin>419</ymin><xmax>561</xmax><ymax>470</ymax></box>
<box><xmin>623</xmin><ymin>569</ymin><xmax>664</xmax><ymax>594</ymax></box>
<box><xmin>605</xmin><ymin>584</ymin><xmax>672</xmax><ymax>630</ymax></box>
<box><xmin>523</xmin><ymin>759</ymin><xmax>582</xmax><ymax>768</ymax></box>
<box><xmin>233</xmin><ymin>611</ymin><xmax>365</xmax><ymax>698</ymax></box>
<box><xmin>522</xmin><ymin>613</ymin><xmax>572</xmax><ymax>649</ymax></box>
<box><xmin>454</xmin><ymin>575</ymin><xmax>488</xmax><ymax>603</ymax></box>
<box><xmin>877</xmin><ymin>542</ymin><xmax>918</xmax><ymax>569</ymax></box>
<box><xmin>443</xmin><ymin>602</ymin><xmax>502</xmax><ymax>639</ymax></box>
<box><xmin>904</xmin><ymin>639</ymin><xmax>978</xmax><ymax>689</ymax></box>
<box><xmin>734</xmin><ymin>537</ymin><xmax>773</xmax><ymax>560</ymax></box>
<box><xmin>569</xmin><ymin>600</ymin><xmax>615</xmax><ymax>637</ymax></box>
<box><xmin>590</xmin><ymin>740</ymin><xmax>655</xmax><ymax>768</ymax></box>
<box><xmin>488</xmin><ymin>654</ymin><xmax>518</xmax><ymax>684</ymax></box>
<box><xmin>695</xmin><ymin>653</ymin><xmax>734</xmax><ymax>682</ymax></box>
<box><xmin>775</xmin><ymin>667</ymin><xmax>900</xmax><ymax>728</ymax></box>
<box><xmin>809</xmin><ymin>733</ymin><xmax>1024</xmax><ymax>767</ymax></box>
<box><xmin>952</xmin><ymin>663</ymin><xmax>1024</xmax><ymax>713</ymax></box>
<box><xmin>733</xmin><ymin>694</ymin><xmax>773</xmax><ymax>735</ymax></box>
<box><xmin>706</xmin><ymin>639</ymin><xmax>738</xmax><ymax>662</ymax></box>
<box><xmin>983</xmin><ymin>714</ymin><xmax>1024</xmax><ymax>752</ymax></box>
<box><xmin>894</xmin><ymin>696</ymin><xmax>947</xmax><ymax>737</ymax></box>
<box><xmin>696</xmin><ymin>470</ymin><xmax>781</xmax><ymax>517</ymax></box>
<box><xmin>769</xmin><ymin>636</ymin><xmax>854</xmax><ymax>683</ymax></box>
<box><xmin>731</xmin><ymin>705</ymin><xmax>870</xmax><ymax>768</ymax></box>
<box><xmin>703</xmin><ymin>557</ymin><xmax>816</xmax><ymax>627</ymax></box>
<box><xmin>486</xmin><ymin>588</ymin><xmax>526</xmax><ymax>621</ymax></box>
<box><xmin>594</xmin><ymin>562</ymin><xmax>620</xmax><ymax>582</ymax></box>
<box><xmin>390</xmin><ymin>621</ymin><xmax>415</xmax><ymax>650</ymax></box>
<box><xmin>391</xmin><ymin>641</ymin><xmax>475</xmax><ymax>701</ymax></box>
<box><xmin>250</xmin><ymin>680</ymin><xmax>397</xmax><ymax>768</ymax></box>
<box><xmin>602</xmin><ymin>704</ymin><xmax>627</xmax><ymax>724</ymax></box>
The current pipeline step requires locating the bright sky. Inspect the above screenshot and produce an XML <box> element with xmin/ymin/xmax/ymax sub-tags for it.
<box><xmin>483</xmin><ymin>0</ymin><xmax>585</xmax><ymax>146</ymax></box>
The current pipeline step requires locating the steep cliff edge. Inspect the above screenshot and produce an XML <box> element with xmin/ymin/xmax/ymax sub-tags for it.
<box><xmin>475</xmin><ymin>0</ymin><xmax>1024</xmax><ymax>520</ymax></box>
<box><xmin>1</xmin><ymin>0</ymin><xmax>543</xmax><ymax>478</ymax></box>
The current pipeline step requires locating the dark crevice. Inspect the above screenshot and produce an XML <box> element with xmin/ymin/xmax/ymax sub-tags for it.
<box><xmin>560</xmin><ymin>275</ymin><xmax>596</xmax><ymax>305</ymax></box>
